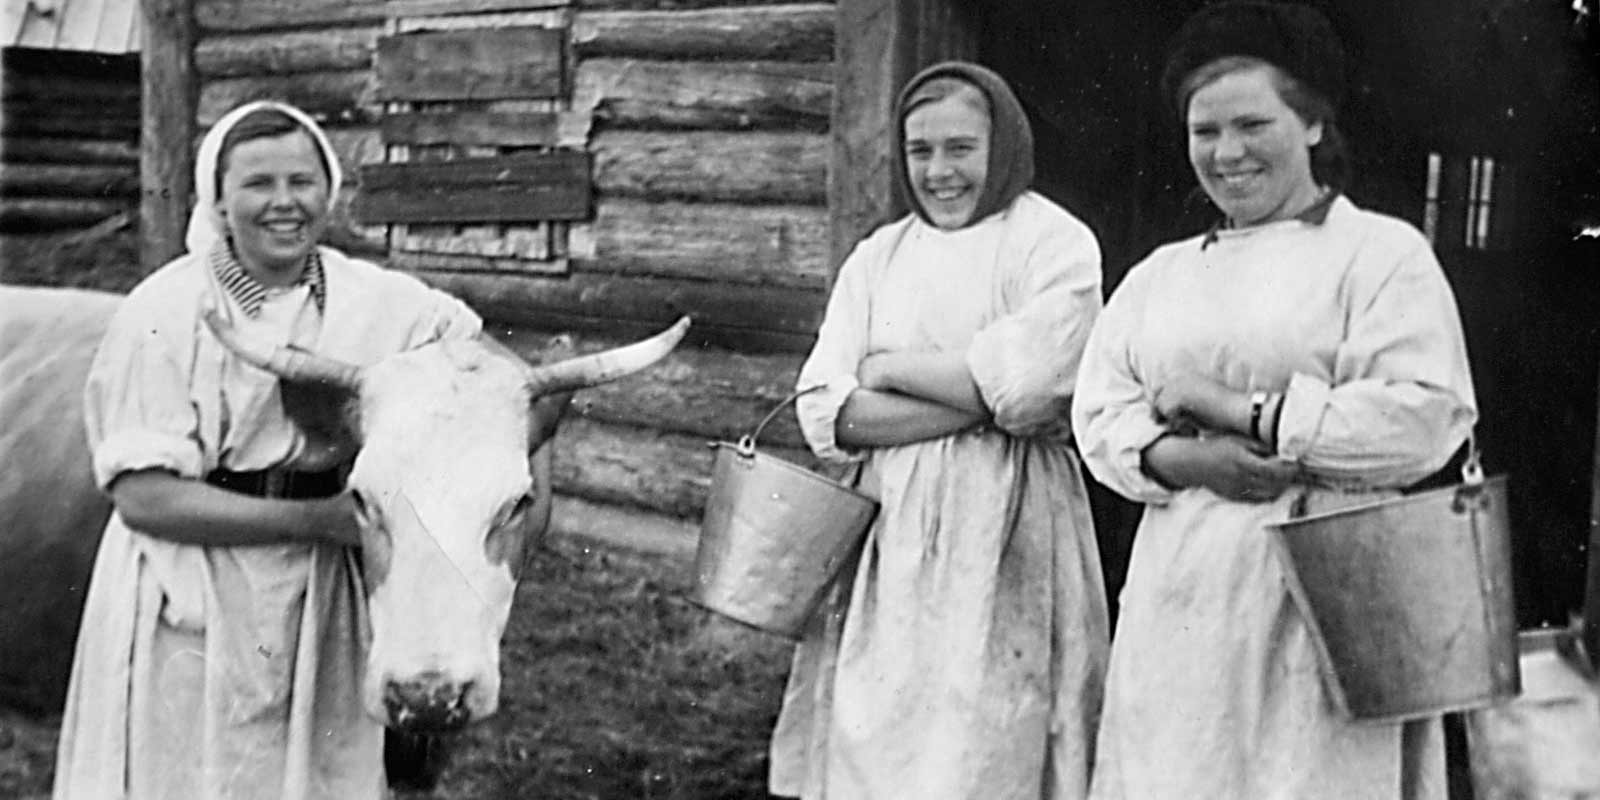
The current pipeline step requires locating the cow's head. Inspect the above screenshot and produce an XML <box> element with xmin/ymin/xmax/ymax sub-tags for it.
<box><xmin>203</xmin><ymin>312</ymin><xmax>689</xmax><ymax>732</ymax></box>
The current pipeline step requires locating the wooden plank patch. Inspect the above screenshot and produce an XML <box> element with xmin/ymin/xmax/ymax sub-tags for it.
<box><xmin>375</xmin><ymin>27</ymin><xmax>564</xmax><ymax>102</ymax></box>
<box><xmin>353</xmin><ymin>151</ymin><xmax>592</xmax><ymax>223</ymax></box>
<box><xmin>380</xmin><ymin>110</ymin><xmax>587</xmax><ymax>147</ymax></box>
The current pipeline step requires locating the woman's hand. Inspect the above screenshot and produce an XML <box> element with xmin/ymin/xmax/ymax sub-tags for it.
<box><xmin>1141</xmin><ymin>433</ymin><xmax>1299</xmax><ymax>503</ymax></box>
<box><xmin>1152</xmin><ymin>372</ymin><xmax>1243</xmax><ymax>432</ymax></box>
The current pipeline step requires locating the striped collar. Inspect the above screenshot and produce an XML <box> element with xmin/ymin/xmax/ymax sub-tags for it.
<box><xmin>1201</xmin><ymin>190</ymin><xmax>1340</xmax><ymax>250</ymax></box>
<box><xmin>209</xmin><ymin>240</ymin><xmax>326</xmax><ymax>317</ymax></box>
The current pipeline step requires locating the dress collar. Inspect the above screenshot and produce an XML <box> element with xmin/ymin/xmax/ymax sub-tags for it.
<box><xmin>209</xmin><ymin>240</ymin><xmax>326</xmax><ymax>317</ymax></box>
<box><xmin>1201</xmin><ymin>190</ymin><xmax>1340</xmax><ymax>250</ymax></box>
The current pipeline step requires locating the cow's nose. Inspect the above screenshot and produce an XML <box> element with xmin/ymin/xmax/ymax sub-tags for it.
<box><xmin>383</xmin><ymin>672</ymin><xmax>475</xmax><ymax>733</ymax></box>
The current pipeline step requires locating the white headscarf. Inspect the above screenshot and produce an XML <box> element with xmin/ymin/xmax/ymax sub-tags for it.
<box><xmin>183</xmin><ymin>100</ymin><xmax>343</xmax><ymax>256</ymax></box>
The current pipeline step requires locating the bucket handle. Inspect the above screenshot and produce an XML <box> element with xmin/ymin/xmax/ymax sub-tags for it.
<box><xmin>737</xmin><ymin>384</ymin><xmax>827</xmax><ymax>457</ymax></box>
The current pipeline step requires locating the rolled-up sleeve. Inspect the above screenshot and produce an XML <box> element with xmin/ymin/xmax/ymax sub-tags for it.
<box><xmin>84</xmin><ymin>305</ymin><xmax>203</xmax><ymax>490</ymax></box>
<box><xmin>794</xmin><ymin>237</ymin><xmax>877</xmax><ymax>463</ymax></box>
<box><xmin>967</xmin><ymin>219</ymin><xmax>1102</xmax><ymax>437</ymax></box>
<box><xmin>1070</xmin><ymin>265</ymin><xmax>1177</xmax><ymax>505</ymax></box>
<box><xmin>1276</xmin><ymin>240</ymin><xmax>1477</xmax><ymax>486</ymax></box>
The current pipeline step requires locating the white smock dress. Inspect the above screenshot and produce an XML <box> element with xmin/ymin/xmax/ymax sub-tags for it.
<box><xmin>52</xmin><ymin>243</ymin><xmax>480</xmax><ymax>799</ymax></box>
<box><xmin>1071</xmin><ymin>196</ymin><xmax>1478</xmax><ymax>799</ymax></box>
<box><xmin>769</xmin><ymin>191</ymin><xmax>1111</xmax><ymax>800</ymax></box>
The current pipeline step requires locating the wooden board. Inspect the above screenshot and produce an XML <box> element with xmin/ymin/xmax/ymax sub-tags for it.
<box><xmin>194</xmin><ymin>26</ymin><xmax>380</xmax><ymax>78</ymax></box>
<box><xmin>0</xmin><ymin>197</ymin><xmax>135</xmax><ymax>230</ymax></box>
<box><xmin>496</xmin><ymin>325</ymin><xmax>807</xmax><ymax>446</ymax></box>
<box><xmin>142</xmin><ymin>0</ymin><xmax>196</xmax><ymax>271</ymax></box>
<box><xmin>591</xmin><ymin>130</ymin><xmax>826</xmax><ymax>204</ymax></box>
<box><xmin>407</xmin><ymin>267</ymin><xmax>824</xmax><ymax>353</ymax></box>
<box><xmin>352</xmin><ymin>151</ymin><xmax>591</xmax><ymax>224</ymax></box>
<box><xmin>375</xmin><ymin>27</ymin><xmax>564</xmax><ymax>102</ymax></box>
<box><xmin>548</xmin><ymin>493</ymin><xmax>698</xmax><ymax>560</ymax></box>
<box><xmin>573</xmin><ymin>58</ymin><xmax>830</xmax><ymax>132</ymax></box>
<box><xmin>0</xmin><ymin>104</ymin><xmax>140</xmax><ymax>139</ymax></box>
<box><xmin>572</xmin><ymin>197</ymin><xmax>829</xmax><ymax>289</ymax></box>
<box><xmin>571</xmin><ymin>4</ymin><xmax>832</xmax><ymax>61</ymax></box>
<box><xmin>387</xmin><ymin>0</ymin><xmax>570</xmax><ymax>17</ymax></box>
<box><xmin>0</xmin><ymin>137</ymin><xmax>139</xmax><ymax>165</ymax></box>
<box><xmin>380</xmin><ymin>110</ymin><xmax>589</xmax><ymax>147</ymax></box>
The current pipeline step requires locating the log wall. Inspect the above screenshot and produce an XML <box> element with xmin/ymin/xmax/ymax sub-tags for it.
<box><xmin>0</xmin><ymin>47</ymin><xmax>141</xmax><ymax>233</ymax></box>
<box><xmin>191</xmin><ymin>0</ymin><xmax>837</xmax><ymax>551</ymax></box>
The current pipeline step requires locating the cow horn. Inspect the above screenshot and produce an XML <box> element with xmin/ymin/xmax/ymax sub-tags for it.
<box><xmin>523</xmin><ymin>316</ymin><xmax>690</xmax><ymax>394</ymax></box>
<box><xmin>202</xmin><ymin>309</ymin><xmax>363</xmax><ymax>390</ymax></box>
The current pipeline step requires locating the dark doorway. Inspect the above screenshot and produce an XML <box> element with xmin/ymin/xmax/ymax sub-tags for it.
<box><xmin>977</xmin><ymin>0</ymin><xmax>1600</xmax><ymax>629</ymax></box>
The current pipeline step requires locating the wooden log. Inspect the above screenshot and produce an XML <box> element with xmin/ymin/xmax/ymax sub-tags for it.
<box><xmin>195</xmin><ymin>0</ymin><xmax>386</xmax><ymax>32</ymax></box>
<box><xmin>574</xmin><ymin>58</ymin><xmax>830</xmax><ymax>132</ymax></box>
<box><xmin>0</xmin><ymin>106</ymin><xmax>140</xmax><ymax>140</ymax></box>
<box><xmin>572</xmin><ymin>197</ymin><xmax>829</xmax><ymax>289</ymax></box>
<box><xmin>548</xmin><ymin>493</ymin><xmax>698</xmax><ymax>560</ymax></box>
<box><xmin>572</xmin><ymin>4</ymin><xmax>833</xmax><ymax>61</ymax></box>
<box><xmin>408</xmin><ymin>267</ymin><xmax>823</xmax><ymax>353</ymax></box>
<box><xmin>142</xmin><ymin>0</ymin><xmax>197</xmax><ymax>272</ymax></box>
<box><xmin>2</xmin><ymin>73</ymin><xmax>141</xmax><ymax>104</ymax></box>
<box><xmin>591</xmin><ymin>130</ymin><xmax>826</xmax><ymax>204</ymax></box>
<box><xmin>386</xmin><ymin>0</ymin><xmax>570</xmax><ymax>17</ymax></box>
<box><xmin>379</xmin><ymin>110</ymin><xmax>589</xmax><ymax>148</ymax></box>
<box><xmin>194</xmin><ymin>26</ymin><xmax>379</xmax><ymax>78</ymax></box>
<box><xmin>0</xmin><ymin>46</ymin><xmax>140</xmax><ymax>80</ymax></box>
<box><xmin>375</xmin><ymin>27</ymin><xmax>564</xmax><ymax>102</ymax></box>
<box><xmin>0</xmin><ymin>198</ymin><xmax>136</xmax><ymax>231</ymax></box>
<box><xmin>198</xmin><ymin>70</ymin><xmax>376</xmax><ymax>127</ymax></box>
<box><xmin>0</xmin><ymin>164</ymin><xmax>141</xmax><ymax>198</ymax></box>
<box><xmin>0</xmin><ymin>137</ymin><xmax>140</xmax><ymax>165</ymax></box>
<box><xmin>577</xmin><ymin>0</ymin><xmax>813</xmax><ymax>14</ymax></box>
<box><xmin>550</xmin><ymin>416</ymin><xmax>712</xmax><ymax>518</ymax></box>
<box><xmin>496</xmin><ymin>325</ymin><xmax>807</xmax><ymax>446</ymax></box>
<box><xmin>352</xmin><ymin>151</ymin><xmax>592</xmax><ymax>224</ymax></box>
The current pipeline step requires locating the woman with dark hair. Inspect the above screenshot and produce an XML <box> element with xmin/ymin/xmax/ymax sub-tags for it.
<box><xmin>769</xmin><ymin>62</ymin><xmax>1109</xmax><ymax>799</ymax></box>
<box><xmin>52</xmin><ymin>101</ymin><xmax>482</xmax><ymax>799</ymax></box>
<box><xmin>1071</xmin><ymin>3</ymin><xmax>1476</xmax><ymax>797</ymax></box>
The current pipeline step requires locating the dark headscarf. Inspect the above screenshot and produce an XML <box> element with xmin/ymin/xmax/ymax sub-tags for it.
<box><xmin>1160</xmin><ymin>1</ymin><xmax>1347</xmax><ymax>121</ymax></box>
<box><xmin>893</xmin><ymin>61</ymin><xmax>1035</xmax><ymax>229</ymax></box>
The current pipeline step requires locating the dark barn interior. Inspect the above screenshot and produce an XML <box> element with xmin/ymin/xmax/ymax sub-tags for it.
<box><xmin>976</xmin><ymin>0</ymin><xmax>1600</xmax><ymax>629</ymax></box>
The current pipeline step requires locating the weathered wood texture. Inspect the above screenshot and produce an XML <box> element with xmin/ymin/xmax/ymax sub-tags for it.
<box><xmin>552</xmin><ymin>415</ymin><xmax>815</xmax><ymax>519</ymax></box>
<box><xmin>2</xmin><ymin>137</ymin><xmax>139</xmax><ymax>165</ymax></box>
<box><xmin>195</xmin><ymin>0</ymin><xmax>386</xmax><ymax>31</ymax></box>
<box><xmin>574</xmin><ymin>59</ymin><xmax>830</xmax><ymax>132</ymax></box>
<box><xmin>0</xmin><ymin>165</ymin><xmax>141</xmax><ymax>197</ymax></box>
<box><xmin>386</xmin><ymin>0</ymin><xmax>571</xmax><ymax>19</ymax></box>
<box><xmin>195</xmin><ymin>27</ymin><xmax>379</xmax><ymax>77</ymax></box>
<box><xmin>0</xmin><ymin>198</ymin><xmax>134</xmax><ymax>229</ymax></box>
<box><xmin>141</xmin><ymin>0</ymin><xmax>195</xmax><ymax>269</ymax></box>
<box><xmin>410</xmin><ymin>268</ymin><xmax>823</xmax><ymax>353</ymax></box>
<box><xmin>572</xmin><ymin>4</ymin><xmax>832</xmax><ymax>61</ymax></box>
<box><xmin>496</xmin><ymin>325</ymin><xmax>807</xmax><ymax>446</ymax></box>
<box><xmin>380</xmin><ymin>110</ymin><xmax>588</xmax><ymax>147</ymax></box>
<box><xmin>573</xmin><ymin>198</ymin><xmax>829</xmax><ymax>289</ymax></box>
<box><xmin>592</xmin><ymin>130</ymin><xmax>826</xmax><ymax>204</ymax></box>
<box><xmin>549</xmin><ymin>493</ymin><xmax>698</xmax><ymax>560</ymax></box>
<box><xmin>829</xmin><ymin>0</ymin><xmax>977</xmax><ymax>270</ymax></box>
<box><xmin>376</xmin><ymin>27</ymin><xmax>564</xmax><ymax>102</ymax></box>
<box><xmin>353</xmin><ymin>151</ymin><xmax>592</xmax><ymax>223</ymax></box>
<box><xmin>199</xmin><ymin>70</ymin><xmax>375</xmax><ymax>126</ymax></box>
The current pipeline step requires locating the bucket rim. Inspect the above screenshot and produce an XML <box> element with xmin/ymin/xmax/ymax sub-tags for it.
<box><xmin>685</xmin><ymin>594</ymin><xmax>804</xmax><ymax>640</ymax></box>
<box><xmin>709</xmin><ymin>440</ymin><xmax>879</xmax><ymax>508</ymax></box>
<box><xmin>1267</xmin><ymin>474</ymin><xmax>1507</xmax><ymax>531</ymax></box>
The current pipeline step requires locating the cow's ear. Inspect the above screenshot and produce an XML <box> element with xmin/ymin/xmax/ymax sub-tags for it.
<box><xmin>280</xmin><ymin>379</ymin><xmax>361</xmax><ymax>470</ymax></box>
<box><xmin>526</xmin><ymin>390</ymin><xmax>574</xmax><ymax>453</ymax></box>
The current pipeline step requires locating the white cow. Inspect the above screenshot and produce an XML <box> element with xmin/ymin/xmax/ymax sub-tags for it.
<box><xmin>0</xmin><ymin>285</ymin><xmax>689</xmax><ymax>735</ymax></box>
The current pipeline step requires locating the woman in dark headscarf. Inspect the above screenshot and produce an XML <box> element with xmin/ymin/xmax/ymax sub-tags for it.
<box><xmin>768</xmin><ymin>61</ymin><xmax>1109</xmax><ymax>799</ymax></box>
<box><xmin>1071</xmin><ymin>3</ymin><xmax>1475</xmax><ymax>797</ymax></box>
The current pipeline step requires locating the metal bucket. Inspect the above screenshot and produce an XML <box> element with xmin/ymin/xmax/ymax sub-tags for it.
<box><xmin>1269</xmin><ymin>453</ymin><xmax>1519</xmax><ymax>724</ymax></box>
<box><xmin>691</xmin><ymin>388</ymin><xmax>878</xmax><ymax>639</ymax></box>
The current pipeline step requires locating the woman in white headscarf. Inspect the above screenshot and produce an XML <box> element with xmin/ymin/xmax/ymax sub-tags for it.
<box><xmin>52</xmin><ymin>100</ymin><xmax>481</xmax><ymax>799</ymax></box>
<box><xmin>768</xmin><ymin>62</ymin><xmax>1109</xmax><ymax>800</ymax></box>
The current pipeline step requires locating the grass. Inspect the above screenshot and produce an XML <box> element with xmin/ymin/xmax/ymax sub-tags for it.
<box><xmin>0</xmin><ymin>536</ymin><xmax>796</xmax><ymax>800</ymax></box>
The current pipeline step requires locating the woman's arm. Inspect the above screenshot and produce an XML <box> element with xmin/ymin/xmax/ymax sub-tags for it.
<box><xmin>836</xmin><ymin>388</ymin><xmax>986</xmax><ymax>447</ymax></box>
<box><xmin>857</xmin><ymin>351</ymin><xmax>988</xmax><ymax>415</ymax></box>
<box><xmin>112</xmin><ymin>469</ymin><xmax>361</xmax><ymax>547</ymax></box>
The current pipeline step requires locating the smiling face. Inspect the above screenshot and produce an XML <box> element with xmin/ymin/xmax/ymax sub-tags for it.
<box><xmin>1185</xmin><ymin>62</ymin><xmax>1324</xmax><ymax>228</ymax></box>
<box><xmin>215</xmin><ymin>128</ymin><xmax>331</xmax><ymax>285</ymax></box>
<box><xmin>904</xmin><ymin>91</ymin><xmax>992</xmax><ymax>230</ymax></box>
